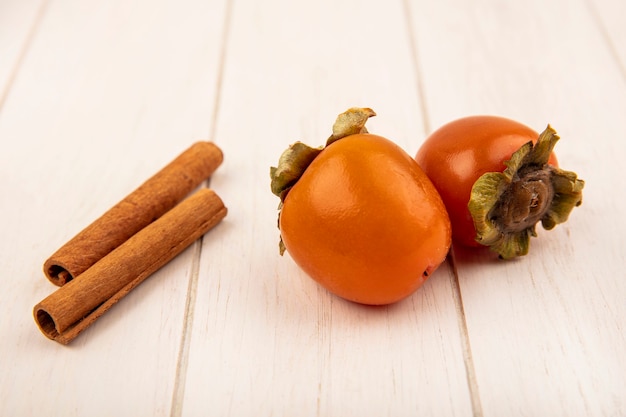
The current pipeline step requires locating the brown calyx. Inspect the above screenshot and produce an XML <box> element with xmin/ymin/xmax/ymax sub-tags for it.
<box><xmin>489</xmin><ymin>166</ymin><xmax>555</xmax><ymax>234</ymax></box>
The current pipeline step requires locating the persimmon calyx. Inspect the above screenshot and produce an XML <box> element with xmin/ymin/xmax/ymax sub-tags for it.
<box><xmin>270</xmin><ymin>142</ymin><xmax>322</xmax><ymax>203</ymax></box>
<box><xmin>326</xmin><ymin>107</ymin><xmax>376</xmax><ymax>146</ymax></box>
<box><xmin>468</xmin><ymin>125</ymin><xmax>585</xmax><ymax>259</ymax></box>
<box><xmin>269</xmin><ymin>107</ymin><xmax>377</xmax><ymax>255</ymax></box>
<box><xmin>270</xmin><ymin>107</ymin><xmax>376</xmax><ymax>203</ymax></box>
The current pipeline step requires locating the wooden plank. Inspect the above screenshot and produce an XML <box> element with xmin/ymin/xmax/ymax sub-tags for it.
<box><xmin>0</xmin><ymin>0</ymin><xmax>44</xmax><ymax>108</ymax></box>
<box><xmin>0</xmin><ymin>0</ymin><xmax>227</xmax><ymax>415</ymax></box>
<box><xmin>1</xmin><ymin>0</ymin><xmax>622</xmax><ymax>415</ymax></box>
<box><xmin>407</xmin><ymin>0</ymin><xmax>626</xmax><ymax>415</ymax></box>
<box><xmin>179</xmin><ymin>0</ymin><xmax>473</xmax><ymax>415</ymax></box>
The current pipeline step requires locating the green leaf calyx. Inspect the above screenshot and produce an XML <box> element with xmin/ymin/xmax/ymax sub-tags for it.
<box><xmin>468</xmin><ymin>125</ymin><xmax>585</xmax><ymax>259</ymax></box>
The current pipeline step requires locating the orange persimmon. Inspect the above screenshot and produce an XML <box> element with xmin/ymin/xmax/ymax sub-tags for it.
<box><xmin>415</xmin><ymin>115</ymin><xmax>584</xmax><ymax>259</ymax></box>
<box><xmin>271</xmin><ymin>108</ymin><xmax>451</xmax><ymax>305</ymax></box>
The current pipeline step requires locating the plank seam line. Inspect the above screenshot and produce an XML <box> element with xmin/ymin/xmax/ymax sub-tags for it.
<box><xmin>0</xmin><ymin>0</ymin><xmax>49</xmax><ymax>114</ymax></box>
<box><xmin>170</xmin><ymin>237</ymin><xmax>203</xmax><ymax>417</ymax></box>
<box><xmin>170</xmin><ymin>0</ymin><xmax>235</xmax><ymax>413</ymax></box>
<box><xmin>208</xmin><ymin>0</ymin><xmax>235</xmax><ymax>143</ymax></box>
<box><xmin>584</xmin><ymin>0</ymin><xmax>626</xmax><ymax>83</ymax></box>
<box><xmin>449</xmin><ymin>248</ymin><xmax>484</xmax><ymax>417</ymax></box>
<box><xmin>401</xmin><ymin>0</ymin><xmax>431</xmax><ymax>137</ymax></box>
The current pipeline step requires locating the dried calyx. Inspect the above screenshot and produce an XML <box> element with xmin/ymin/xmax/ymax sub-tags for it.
<box><xmin>270</xmin><ymin>107</ymin><xmax>376</xmax><ymax>203</ymax></box>
<box><xmin>468</xmin><ymin>125</ymin><xmax>585</xmax><ymax>259</ymax></box>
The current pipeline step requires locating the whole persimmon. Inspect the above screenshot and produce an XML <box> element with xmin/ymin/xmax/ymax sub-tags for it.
<box><xmin>270</xmin><ymin>108</ymin><xmax>451</xmax><ymax>305</ymax></box>
<box><xmin>415</xmin><ymin>116</ymin><xmax>584</xmax><ymax>259</ymax></box>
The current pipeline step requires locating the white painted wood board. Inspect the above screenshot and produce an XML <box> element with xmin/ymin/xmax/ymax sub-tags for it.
<box><xmin>0</xmin><ymin>0</ymin><xmax>623</xmax><ymax>415</ymax></box>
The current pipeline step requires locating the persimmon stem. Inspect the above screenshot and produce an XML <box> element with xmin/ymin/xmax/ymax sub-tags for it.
<box><xmin>490</xmin><ymin>166</ymin><xmax>555</xmax><ymax>233</ymax></box>
<box><xmin>469</xmin><ymin>125</ymin><xmax>584</xmax><ymax>259</ymax></box>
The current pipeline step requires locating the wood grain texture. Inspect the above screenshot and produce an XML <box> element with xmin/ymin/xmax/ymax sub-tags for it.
<box><xmin>0</xmin><ymin>0</ymin><xmax>624</xmax><ymax>415</ymax></box>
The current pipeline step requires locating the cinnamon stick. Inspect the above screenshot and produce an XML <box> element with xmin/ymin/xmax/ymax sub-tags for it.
<box><xmin>43</xmin><ymin>141</ymin><xmax>223</xmax><ymax>286</ymax></box>
<box><xmin>34</xmin><ymin>188</ymin><xmax>227</xmax><ymax>344</ymax></box>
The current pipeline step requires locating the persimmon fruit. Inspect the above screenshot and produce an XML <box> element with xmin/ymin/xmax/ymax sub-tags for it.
<box><xmin>271</xmin><ymin>108</ymin><xmax>451</xmax><ymax>305</ymax></box>
<box><xmin>415</xmin><ymin>115</ymin><xmax>584</xmax><ymax>259</ymax></box>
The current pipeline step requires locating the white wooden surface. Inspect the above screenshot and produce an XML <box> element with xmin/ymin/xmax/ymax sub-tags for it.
<box><xmin>0</xmin><ymin>0</ymin><xmax>624</xmax><ymax>416</ymax></box>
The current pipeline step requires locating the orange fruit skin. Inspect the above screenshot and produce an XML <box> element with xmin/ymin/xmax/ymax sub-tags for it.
<box><xmin>279</xmin><ymin>133</ymin><xmax>452</xmax><ymax>305</ymax></box>
<box><xmin>415</xmin><ymin>116</ymin><xmax>559</xmax><ymax>248</ymax></box>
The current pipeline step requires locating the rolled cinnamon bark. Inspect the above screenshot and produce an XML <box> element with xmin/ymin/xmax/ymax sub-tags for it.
<box><xmin>43</xmin><ymin>141</ymin><xmax>223</xmax><ymax>286</ymax></box>
<box><xmin>34</xmin><ymin>188</ymin><xmax>227</xmax><ymax>344</ymax></box>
